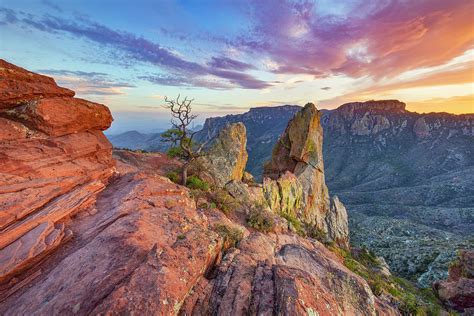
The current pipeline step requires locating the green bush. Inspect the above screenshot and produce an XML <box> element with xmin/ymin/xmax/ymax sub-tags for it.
<box><xmin>186</xmin><ymin>175</ymin><xmax>209</xmax><ymax>191</ymax></box>
<box><xmin>306</xmin><ymin>224</ymin><xmax>326</xmax><ymax>242</ymax></box>
<box><xmin>208</xmin><ymin>189</ymin><xmax>236</xmax><ymax>214</ymax></box>
<box><xmin>167</xmin><ymin>146</ymin><xmax>183</xmax><ymax>158</ymax></box>
<box><xmin>214</xmin><ymin>224</ymin><xmax>243</xmax><ymax>248</ymax></box>
<box><xmin>281</xmin><ymin>213</ymin><xmax>305</xmax><ymax>236</ymax></box>
<box><xmin>166</xmin><ymin>171</ymin><xmax>180</xmax><ymax>184</ymax></box>
<box><xmin>247</xmin><ymin>209</ymin><xmax>275</xmax><ymax>233</ymax></box>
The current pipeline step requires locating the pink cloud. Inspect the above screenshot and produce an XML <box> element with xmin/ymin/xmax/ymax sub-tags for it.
<box><xmin>238</xmin><ymin>0</ymin><xmax>474</xmax><ymax>79</ymax></box>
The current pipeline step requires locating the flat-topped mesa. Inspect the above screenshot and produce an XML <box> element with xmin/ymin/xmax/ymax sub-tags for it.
<box><xmin>338</xmin><ymin>100</ymin><xmax>407</xmax><ymax>114</ymax></box>
<box><xmin>263</xmin><ymin>103</ymin><xmax>349</xmax><ymax>248</ymax></box>
<box><xmin>0</xmin><ymin>59</ymin><xmax>114</xmax><ymax>283</ymax></box>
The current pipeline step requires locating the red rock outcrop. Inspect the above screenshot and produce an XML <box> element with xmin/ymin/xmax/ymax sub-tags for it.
<box><xmin>0</xmin><ymin>59</ymin><xmax>114</xmax><ymax>284</ymax></box>
<box><xmin>0</xmin><ymin>59</ymin><xmax>75</xmax><ymax>109</ymax></box>
<box><xmin>433</xmin><ymin>250</ymin><xmax>474</xmax><ymax>313</ymax></box>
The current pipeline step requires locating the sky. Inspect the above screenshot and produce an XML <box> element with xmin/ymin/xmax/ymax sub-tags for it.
<box><xmin>1</xmin><ymin>0</ymin><xmax>473</xmax><ymax>133</ymax></box>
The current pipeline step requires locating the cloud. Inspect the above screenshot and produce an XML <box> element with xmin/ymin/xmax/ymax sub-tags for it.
<box><xmin>0</xmin><ymin>7</ymin><xmax>18</xmax><ymax>24</ymax></box>
<box><xmin>42</xmin><ymin>0</ymin><xmax>63</xmax><ymax>13</ymax></box>
<box><xmin>2</xmin><ymin>9</ymin><xmax>270</xmax><ymax>90</ymax></box>
<box><xmin>406</xmin><ymin>95</ymin><xmax>474</xmax><ymax>114</ymax></box>
<box><xmin>207</xmin><ymin>56</ymin><xmax>255</xmax><ymax>71</ymax></box>
<box><xmin>321</xmin><ymin>87</ymin><xmax>331</xmax><ymax>90</ymax></box>
<box><xmin>37</xmin><ymin>69</ymin><xmax>135</xmax><ymax>96</ymax></box>
<box><xmin>230</xmin><ymin>0</ymin><xmax>474</xmax><ymax>79</ymax></box>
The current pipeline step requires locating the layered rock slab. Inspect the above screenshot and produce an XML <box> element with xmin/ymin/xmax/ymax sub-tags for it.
<box><xmin>181</xmin><ymin>233</ymin><xmax>397</xmax><ymax>315</ymax></box>
<box><xmin>0</xmin><ymin>59</ymin><xmax>114</xmax><ymax>284</ymax></box>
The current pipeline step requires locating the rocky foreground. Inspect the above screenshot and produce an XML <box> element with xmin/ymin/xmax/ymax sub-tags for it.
<box><xmin>0</xmin><ymin>60</ymin><xmax>403</xmax><ymax>315</ymax></box>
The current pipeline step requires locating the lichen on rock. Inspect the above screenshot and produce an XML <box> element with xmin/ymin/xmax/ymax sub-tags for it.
<box><xmin>263</xmin><ymin>103</ymin><xmax>349</xmax><ymax>248</ymax></box>
<box><xmin>191</xmin><ymin>122</ymin><xmax>248</xmax><ymax>188</ymax></box>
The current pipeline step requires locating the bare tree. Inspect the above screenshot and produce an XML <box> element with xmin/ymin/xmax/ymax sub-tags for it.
<box><xmin>161</xmin><ymin>95</ymin><xmax>208</xmax><ymax>185</ymax></box>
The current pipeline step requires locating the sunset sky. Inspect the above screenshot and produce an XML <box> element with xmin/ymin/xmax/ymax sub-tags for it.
<box><xmin>1</xmin><ymin>0</ymin><xmax>473</xmax><ymax>133</ymax></box>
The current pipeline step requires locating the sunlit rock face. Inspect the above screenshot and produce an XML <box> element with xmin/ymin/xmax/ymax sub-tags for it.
<box><xmin>0</xmin><ymin>59</ymin><xmax>115</xmax><ymax>285</ymax></box>
<box><xmin>191</xmin><ymin>122</ymin><xmax>248</xmax><ymax>188</ymax></box>
<box><xmin>263</xmin><ymin>103</ymin><xmax>349</xmax><ymax>248</ymax></box>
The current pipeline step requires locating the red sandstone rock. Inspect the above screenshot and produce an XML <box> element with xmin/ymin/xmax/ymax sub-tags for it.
<box><xmin>4</xmin><ymin>97</ymin><xmax>112</xmax><ymax>136</ymax></box>
<box><xmin>433</xmin><ymin>250</ymin><xmax>474</xmax><ymax>312</ymax></box>
<box><xmin>0</xmin><ymin>59</ymin><xmax>74</xmax><ymax>109</ymax></box>
<box><xmin>0</xmin><ymin>61</ymin><xmax>115</xmax><ymax>291</ymax></box>
<box><xmin>0</xmin><ymin>118</ymin><xmax>28</xmax><ymax>141</ymax></box>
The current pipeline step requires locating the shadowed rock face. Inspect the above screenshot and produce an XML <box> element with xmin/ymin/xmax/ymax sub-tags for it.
<box><xmin>0</xmin><ymin>61</ymin><xmax>397</xmax><ymax>315</ymax></box>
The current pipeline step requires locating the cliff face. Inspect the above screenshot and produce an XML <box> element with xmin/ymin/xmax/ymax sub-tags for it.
<box><xmin>0</xmin><ymin>61</ymin><xmax>399</xmax><ymax>315</ymax></box>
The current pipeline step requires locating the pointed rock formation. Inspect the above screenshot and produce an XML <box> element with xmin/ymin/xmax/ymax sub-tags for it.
<box><xmin>192</xmin><ymin>122</ymin><xmax>248</xmax><ymax>188</ymax></box>
<box><xmin>326</xmin><ymin>196</ymin><xmax>349</xmax><ymax>249</ymax></box>
<box><xmin>263</xmin><ymin>103</ymin><xmax>349</xmax><ymax>247</ymax></box>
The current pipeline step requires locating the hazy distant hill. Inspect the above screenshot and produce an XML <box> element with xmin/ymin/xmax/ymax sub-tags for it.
<box><xmin>195</xmin><ymin>100</ymin><xmax>474</xmax><ymax>286</ymax></box>
<box><xmin>108</xmin><ymin>130</ymin><xmax>173</xmax><ymax>152</ymax></box>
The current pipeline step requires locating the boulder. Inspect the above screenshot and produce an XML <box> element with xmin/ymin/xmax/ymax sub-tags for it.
<box><xmin>0</xmin><ymin>59</ymin><xmax>74</xmax><ymax>109</ymax></box>
<box><xmin>4</xmin><ymin>97</ymin><xmax>112</xmax><ymax>136</ymax></box>
<box><xmin>433</xmin><ymin>250</ymin><xmax>474</xmax><ymax>312</ymax></box>
<box><xmin>192</xmin><ymin>122</ymin><xmax>248</xmax><ymax>188</ymax></box>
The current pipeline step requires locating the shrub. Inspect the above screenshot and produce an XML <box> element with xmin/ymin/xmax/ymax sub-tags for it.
<box><xmin>166</xmin><ymin>171</ymin><xmax>180</xmax><ymax>184</ymax></box>
<box><xmin>186</xmin><ymin>175</ymin><xmax>209</xmax><ymax>191</ymax></box>
<box><xmin>214</xmin><ymin>224</ymin><xmax>243</xmax><ymax>248</ymax></box>
<box><xmin>247</xmin><ymin>209</ymin><xmax>275</xmax><ymax>233</ymax></box>
<box><xmin>208</xmin><ymin>189</ymin><xmax>236</xmax><ymax>215</ymax></box>
<box><xmin>281</xmin><ymin>213</ymin><xmax>305</xmax><ymax>236</ymax></box>
<box><xmin>167</xmin><ymin>146</ymin><xmax>183</xmax><ymax>158</ymax></box>
<box><xmin>305</xmin><ymin>224</ymin><xmax>326</xmax><ymax>242</ymax></box>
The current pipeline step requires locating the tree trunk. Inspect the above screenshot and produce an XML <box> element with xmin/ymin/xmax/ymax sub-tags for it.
<box><xmin>181</xmin><ymin>162</ymin><xmax>189</xmax><ymax>186</ymax></box>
